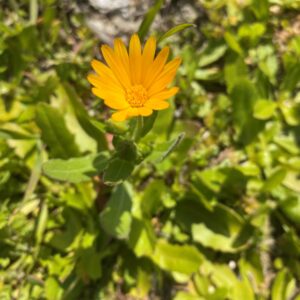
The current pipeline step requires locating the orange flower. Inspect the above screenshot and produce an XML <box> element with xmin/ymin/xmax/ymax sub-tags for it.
<box><xmin>88</xmin><ymin>33</ymin><xmax>181</xmax><ymax>121</ymax></box>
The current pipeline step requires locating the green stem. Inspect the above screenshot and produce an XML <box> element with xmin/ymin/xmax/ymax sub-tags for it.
<box><xmin>29</xmin><ymin>0</ymin><xmax>38</xmax><ymax>24</ymax></box>
<box><xmin>133</xmin><ymin>116</ymin><xmax>144</xmax><ymax>142</ymax></box>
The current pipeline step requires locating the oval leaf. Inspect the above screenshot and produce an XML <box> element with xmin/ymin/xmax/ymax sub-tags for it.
<box><xmin>253</xmin><ymin>99</ymin><xmax>277</xmax><ymax>120</ymax></box>
<box><xmin>43</xmin><ymin>152</ymin><xmax>109</xmax><ymax>183</ymax></box>
<box><xmin>100</xmin><ymin>182</ymin><xmax>133</xmax><ymax>239</ymax></box>
<box><xmin>103</xmin><ymin>158</ymin><xmax>135</xmax><ymax>184</ymax></box>
<box><xmin>152</xmin><ymin>240</ymin><xmax>203</xmax><ymax>275</ymax></box>
<box><xmin>36</xmin><ymin>103</ymin><xmax>80</xmax><ymax>159</ymax></box>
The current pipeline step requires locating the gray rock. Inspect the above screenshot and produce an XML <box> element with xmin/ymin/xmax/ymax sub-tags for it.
<box><xmin>84</xmin><ymin>0</ymin><xmax>202</xmax><ymax>43</ymax></box>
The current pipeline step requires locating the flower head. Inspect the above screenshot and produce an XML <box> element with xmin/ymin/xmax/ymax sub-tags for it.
<box><xmin>88</xmin><ymin>33</ymin><xmax>181</xmax><ymax>121</ymax></box>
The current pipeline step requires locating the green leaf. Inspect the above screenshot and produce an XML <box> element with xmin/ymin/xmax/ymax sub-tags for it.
<box><xmin>43</xmin><ymin>152</ymin><xmax>109</xmax><ymax>183</ymax></box>
<box><xmin>231</xmin><ymin>79</ymin><xmax>264</xmax><ymax>145</ymax></box>
<box><xmin>193</xmin><ymin>261</ymin><xmax>255</xmax><ymax>299</ymax></box>
<box><xmin>61</xmin><ymin>83</ymin><xmax>108</xmax><ymax>151</ymax></box>
<box><xmin>224</xmin><ymin>32</ymin><xmax>243</xmax><ymax>56</ymax></box>
<box><xmin>279</xmin><ymin>100</ymin><xmax>300</xmax><ymax>126</ymax></box>
<box><xmin>198</xmin><ymin>41</ymin><xmax>227</xmax><ymax>67</ymax></box>
<box><xmin>62</xmin><ymin>183</ymin><xmax>95</xmax><ymax>212</ymax></box>
<box><xmin>35</xmin><ymin>200</ymin><xmax>48</xmax><ymax>244</ymax></box>
<box><xmin>140</xmin><ymin>111</ymin><xmax>158</xmax><ymax>139</ymax></box>
<box><xmin>271</xmin><ymin>269</ymin><xmax>296</xmax><ymax>300</ymax></box>
<box><xmin>250</xmin><ymin>0</ymin><xmax>269</xmax><ymax>20</ymax></box>
<box><xmin>138</xmin><ymin>0</ymin><xmax>164</xmax><ymax>41</ymax></box>
<box><xmin>194</xmin><ymin>67</ymin><xmax>221</xmax><ymax>81</ymax></box>
<box><xmin>191</xmin><ymin>167</ymin><xmax>248</xmax><ymax>206</ymax></box>
<box><xmin>274</xmin><ymin>136</ymin><xmax>299</xmax><ymax>155</ymax></box>
<box><xmin>30</xmin><ymin>0</ymin><xmax>38</xmax><ymax>23</ymax></box>
<box><xmin>152</xmin><ymin>240</ymin><xmax>203</xmax><ymax>275</ymax></box>
<box><xmin>150</xmin><ymin>103</ymin><xmax>175</xmax><ymax>137</ymax></box>
<box><xmin>280</xmin><ymin>62</ymin><xmax>300</xmax><ymax>92</ymax></box>
<box><xmin>174</xmin><ymin>292</ymin><xmax>204</xmax><ymax>300</ymax></box>
<box><xmin>258</xmin><ymin>54</ymin><xmax>278</xmax><ymax>84</ymax></box>
<box><xmin>233</xmin><ymin>277</ymin><xmax>255</xmax><ymax>300</ymax></box>
<box><xmin>176</xmin><ymin>201</ymin><xmax>251</xmax><ymax>252</ymax></box>
<box><xmin>283</xmin><ymin>171</ymin><xmax>300</xmax><ymax>193</ymax></box>
<box><xmin>158</xmin><ymin>23</ymin><xmax>195</xmax><ymax>43</ymax></box>
<box><xmin>45</xmin><ymin>277</ymin><xmax>63</xmax><ymax>300</ymax></box>
<box><xmin>155</xmin><ymin>132</ymin><xmax>185</xmax><ymax>163</ymax></box>
<box><xmin>238</xmin><ymin>23</ymin><xmax>266</xmax><ymax>46</ymax></box>
<box><xmin>0</xmin><ymin>128</ymin><xmax>36</xmax><ymax>140</ymax></box>
<box><xmin>77</xmin><ymin>247</ymin><xmax>102</xmax><ymax>280</ymax></box>
<box><xmin>224</xmin><ymin>53</ymin><xmax>248</xmax><ymax>92</ymax></box>
<box><xmin>141</xmin><ymin>180</ymin><xmax>167</xmax><ymax>215</ymax></box>
<box><xmin>192</xmin><ymin>223</ymin><xmax>242</xmax><ymax>253</ymax></box>
<box><xmin>100</xmin><ymin>183</ymin><xmax>133</xmax><ymax>239</ymax></box>
<box><xmin>36</xmin><ymin>103</ymin><xmax>80</xmax><ymax>159</ymax></box>
<box><xmin>23</xmin><ymin>141</ymin><xmax>43</xmax><ymax>200</ymax></box>
<box><xmin>128</xmin><ymin>218</ymin><xmax>156</xmax><ymax>257</ymax></box>
<box><xmin>280</xmin><ymin>196</ymin><xmax>300</xmax><ymax>225</ymax></box>
<box><xmin>262</xmin><ymin>167</ymin><xmax>287</xmax><ymax>192</ymax></box>
<box><xmin>103</xmin><ymin>158</ymin><xmax>135</xmax><ymax>184</ymax></box>
<box><xmin>253</xmin><ymin>99</ymin><xmax>277</xmax><ymax>120</ymax></box>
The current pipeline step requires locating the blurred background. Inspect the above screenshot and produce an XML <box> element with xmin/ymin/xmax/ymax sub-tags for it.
<box><xmin>84</xmin><ymin>0</ymin><xmax>200</xmax><ymax>42</ymax></box>
<box><xmin>1</xmin><ymin>0</ymin><xmax>300</xmax><ymax>299</ymax></box>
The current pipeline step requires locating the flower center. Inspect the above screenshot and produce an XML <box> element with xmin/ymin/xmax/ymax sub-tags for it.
<box><xmin>125</xmin><ymin>85</ymin><xmax>148</xmax><ymax>107</ymax></box>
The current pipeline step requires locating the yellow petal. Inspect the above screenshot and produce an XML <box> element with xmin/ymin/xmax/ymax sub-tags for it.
<box><xmin>148</xmin><ymin>58</ymin><xmax>181</xmax><ymax>96</ymax></box>
<box><xmin>114</xmin><ymin>38</ymin><xmax>130</xmax><ymax>78</ymax></box>
<box><xmin>87</xmin><ymin>73</ymin><xmax>124</xmax><ymax>93</ymax></box>
<box><xmin>145</xmin><ymin>100</ymin><xmax>170</xmax><ymax>110</ymax></box>
<box><xmin>104</xmin><ymin>99</ymin><xmax>129</xmax><ymax>110</ymax></box>
<box><xmin>143</xmin><ymin>46</ymin><xmax>169</xmax><ymax>88</ymax></box>
<box><xmin>101</xmin><ymin>45</ymin><xmax>131</xmax><ymax>88</ymax></box>
<box><xmin>127</xmin><ymin>107</ymin><xmax>139</xmax><ymax>117</ymax></box>
<box><xmin>129</xmin><ymin>34</ymin><xmax>142</xmax><ymax>84</ymax></box>
<box><xmin>111</xmin><ymin>109</ymin><xmax>130</xmax><ymax>122</ymax></box>
<box><xmin>87</xmin><ymin>73</ymin><xmax>101</xmax><ymax>86</ymax></box>
<box><xmin>149</xmin><ymin>87</ymin><xmax>179</xmax><ymax>101</ymax></box>
<box><xmin>141</xmin><ymin>36</ymin><xmax>156</xmax><ymax>82</ymax></box>
<box><xmin>138</xmin><ymin>107</ymin><xmax>153</xmax><ymax>116</ymax></box>
<box><xmin>92</xmin><ymin>87</ymin><xmax>127</xmax><ymax>106</ymax></box>
<box><xmin>91</xmin><ymin>59</ymin><xmax>120</xmax><ymax>86</ymax></box>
